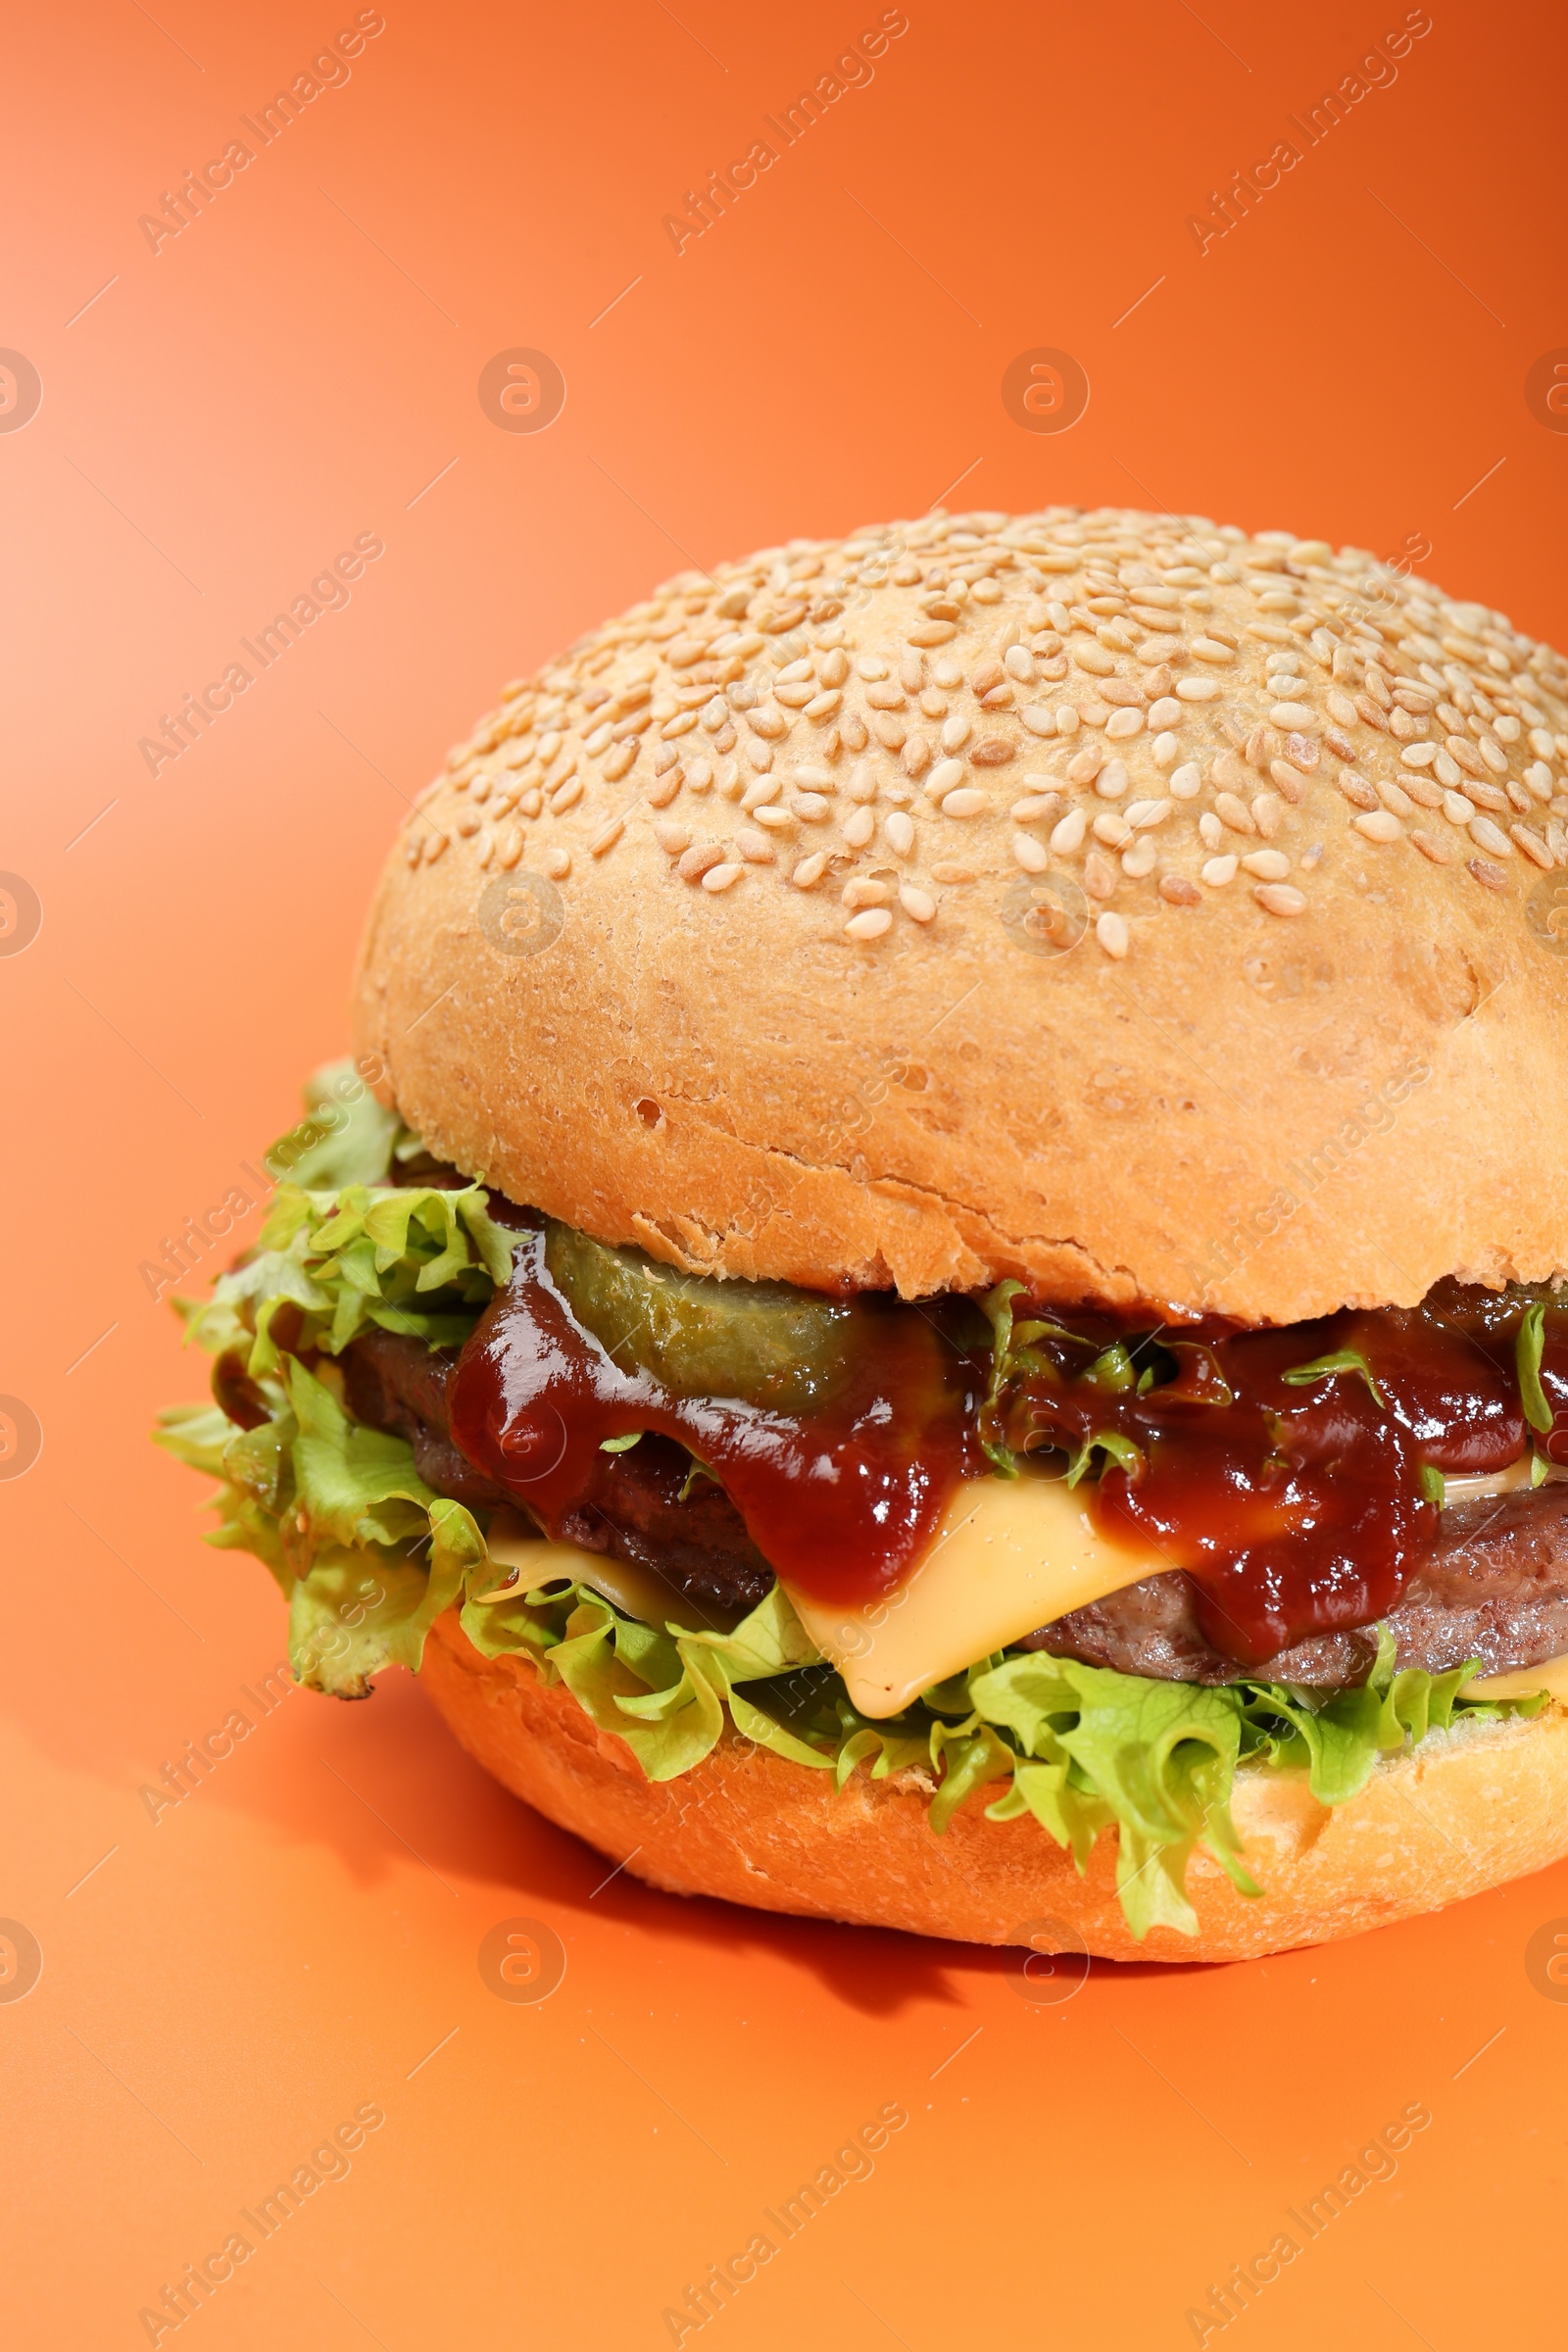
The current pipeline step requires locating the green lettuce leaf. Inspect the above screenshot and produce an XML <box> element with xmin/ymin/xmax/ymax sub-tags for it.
<box><xmin>157</xmin><ymin>1357</ymin><xmax>487</xmax><ymax>1697</ymax></box>
<box><xmin>269</xmin><ymin>1060</ymin><xmax>406</xmax><ymax>1192</ymax></box>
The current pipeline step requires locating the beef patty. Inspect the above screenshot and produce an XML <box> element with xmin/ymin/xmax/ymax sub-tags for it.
<box><xmin>342</xmin><ymin>1328</ymin><xmax>773</xmax><ymax>1615</ymax></box>
<box><xmin>341</xmin><ymin>1329</ymin><xmax>1568</xmax><ymax>1686</ymax></box>
<box><xmin>1020</xmin><ymin>1483</ymin><xmax>1568</xmax><ymax>1685</ymax></box>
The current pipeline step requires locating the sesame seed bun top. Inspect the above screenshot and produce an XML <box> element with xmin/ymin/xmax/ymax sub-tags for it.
<box><xmin>352</xmin><ymin>507</ymin><xmax>1568</xmax><ymax>1321</ymax></box>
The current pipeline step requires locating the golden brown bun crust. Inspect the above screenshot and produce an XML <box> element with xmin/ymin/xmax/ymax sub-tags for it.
<box><xmin>420</xmin><ymin>1614</ymin><xmax>1568</xmax><ymax>1962</ymax></box>
<box><xmin>353</xmin><ymin>509</ymin><xmax>1568</xmax><ymax>1320</ymax></box>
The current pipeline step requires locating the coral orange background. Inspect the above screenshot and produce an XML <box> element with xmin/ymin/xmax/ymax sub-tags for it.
<box><xmin>5</xmin><ymin>2</ymin><xmax>1568</xmax><ymax>2345</ymax></box>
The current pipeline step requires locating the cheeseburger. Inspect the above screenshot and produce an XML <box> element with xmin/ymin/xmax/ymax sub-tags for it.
<box><xmin>159</xmin><ymin>506</ymin><xmax>1568</xmax><ymax>1961</ymax></box>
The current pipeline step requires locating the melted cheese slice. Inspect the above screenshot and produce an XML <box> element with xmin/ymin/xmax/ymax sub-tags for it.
<box><xmin>470</xmin><ymin>1463</ymin><xmax>1561</xmax><ymax>1723</ymax></box>
<box><xmin>478</xmin><ymin>1511</ymin><xmax>741</xmax><ymax>1637</ymax></box>
<box><xmin>783</xmin><ymin>1472</ymin><xmax>1157</xmax><ymax>1720</ymax></box>
<box><xmin>1444</xmin><ymin>1457</ymin><xmax>1536</xmax><ymax>1501</ymax></box>
<box><xmin>1463</xmin><ymin>1655</ymin><xmax>1568</xmax><ymax>1702</ymax></box>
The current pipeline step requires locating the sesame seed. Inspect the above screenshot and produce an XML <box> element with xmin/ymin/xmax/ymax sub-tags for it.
<box><xmin>741</xmin><ymin>775</ymin><xmax>782</xmax><ymax>811</ymax></box>
<box><xmin>1096</xmin><ymin>759</ymin><xmax>1130</xmax><ymax>800</ymax></box>
<box><xmin>845</xmin><ymin>906</ymin><xmax>893</xmax><ymax>939</ymax></box>
<box><xmin>702</xmin><ymin>861</ymin><xmax>744</xmax><ymax>893</ymax></box>
<box><xmin>792</xmin><ymin>852</ymin><xmax>828</xmax><ymax>888</ymax></box>
<box><xmin>644</xmin><ymin>769</ymin><xmax>683</xmax><ymax>808</ymax></box>
<box><xmin>842</xmin><ymin>806</ymin><xmax>876</xmax><ymax>849</ymax></box>
<box><xmin>736</xmin><ymin>828</ymin><xmax>775</xmax><ymax>863</ymax></box>
<box><xmin>1242</xmin><ymin>848</ymin><xmax>1291</xmax><ymax>878</ymax></box>
<box><xmin>1511</xmin><ymin>823</ymin><xmax>1554</xmax><ymax>868</ymax></box>
<box><xmin>1096</xmin><ymin>909</ymin><xmax>1130</xmax><ymax>958</ymax></box>
<box><xmin>423</xmin><ymin>830</ymin><xmax>449</xmax><ymax>862</ymax></box>
<box><xmin>1013</xmin><ymin>830</ymin><xmax>1050</xmax><ymax>872</ymax></box>
<box><xmin>899</xmin><ymin>883</ymin><xmax>937</xmax><ymax>923</ymax></box>
<box><xmin>1176</xmin><ymin>678</ymin><xmax>1221</xmax><ymax>700</ymax></box>
<box><xmin>1353</xmin><ymin>810</ymin><xmax>1402</xmax><ymax>845</ymax></box>
<box><xmin>1191</xmin><ymin>638</ymin><xmax>1238</xmax><ymax>664</ymax></box>
<box><xmin>654</xmin><ymin>822</ymin><xmax>691</xmax><ymax>857</ymax></box>
<box><xmin>1466</xmin><ymin>857</ymin><xmax>1509</xmax><ymax>892</ymax></box>
<box><xmin>1074</xmin><ymin>642</ymin><xmax>1116</xmax><ymax>677</ymax></box>
<box><xmin>1104</xmin><ymin>708</ymin><xmax>1144</xmax><ymax>740</ymax></box>
<box><xmin>677</xmin><ymin>843</ymin><xmax>726</xmax><ymax>882</ymax></box>
<box><xmin>1169</xmin><ymin>761</ymin><xmax>1201</xmax><ymax>800</ymax></box>
<box><xmin>1201</xmin><ymin>855</ymin><xmax>1238</xmax><ymax>886</ymax></box>
<box><xmin>1050</xmin><ymin>807</ymin><xmax>1087</xmax><ymax>855</ymax></box>
<box><xmin>1255</xmin><ymin>882</ymin><xmax>1306</xmax><ymax>916</ymax></box>
<box><xmin>1120</xmin><ymin>838</ymin><xmax>1156</xmax><ymax>878</ymax></box>
<box><xmin>927</xmin><ymin>757</ymin><xmax>965</xmax><ymax>799</ymax></box>
<box><xmin>1269</xmin><ymin>701</ymin><xmax>1314</xmax><ymax>728</ymax></box>
<box><xmin>1213</xmin><ymin>792</ymin><xmax>1256</xmax><ymax>835</ymax></box>
<box><xmin>1093</xmin><ymin>810</ymin><xmax>1131</xmax><ymax>848</ymax></box>
<box><xmin>544</xmin><ymin>847</ymin><xmax>570</xmax><ymax>879</ymax></box>
<box><xmin>1083</xmin><ymin>850</ymin><xmax>1117</xmax><ymax>901</ymax></box>
<box><xmin>589</xmin><ymin>815</ymin><xmax>624</xmax><ymax>857</ymax></box>
<box><xmin>1251</xmin><ymin>792</ymin><xmax>1285</xmax><ymax>837</ymax></box>
<box><xmin>1468</xmin><ymin>815</ymin><xmax>1513</xmax><ymax>858</ymax></box>
<box><xmin>1159</xmin><ymin>873</ymin><xmax>1202</xmax><ymax>906</ymax></box>
<box><xmin>842</xmin><ymin>877</ymin><xmax>892</xmax><ymax>907</ymax></box>
<box><xmin>941</xmin><ymin>787</ymin><xmax>988</xmax><ymax>818</ymax></box>
<box><xmin>1410</xmin><ymin>828</ymin><xmax>1451</xmax><ymax>864</ymax></box>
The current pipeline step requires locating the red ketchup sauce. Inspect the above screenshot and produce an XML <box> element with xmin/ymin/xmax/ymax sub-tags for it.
<box><xmin>996</xmin><ymin>1286</ymin><xmax>1568</xmax><ymax>1664</ymax></box>
<box><xmin>447</xmin><ymin>1230</ymin><xmax>986</xmax><ymax>1606</ymax></box>
<box><xmin>446</xmin><ymin>1212</ymin><xmax>1568</xmax><ymax>1665</ymax></box>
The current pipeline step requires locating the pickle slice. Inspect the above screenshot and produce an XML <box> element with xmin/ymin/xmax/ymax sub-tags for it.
<box><xmin>543</xmin><ymin>1223</ymin><xmax>855</xmax><ymax>1412</ymax></box>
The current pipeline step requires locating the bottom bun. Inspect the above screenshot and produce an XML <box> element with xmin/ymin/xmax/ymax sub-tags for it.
<box><xmin>419</xmin><ymin>1614</ymin><xmax>1568</xmax><ymax>1962</ymax></box>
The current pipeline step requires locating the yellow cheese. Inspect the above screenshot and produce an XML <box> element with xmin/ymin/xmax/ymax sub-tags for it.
<box><xmin>467</xmin><ymin>1467</ymin><xmax>1563</xmax><ymax>1726</ymax></box>
<box><xmin>1463</xmin><ymin>1655</ymin><xmax>1568</xmax><ymax>1702</ymax></box>
<box><xmin>783</xmin><ymin>1470</ymin><xmax>1158</xmax><ymax>1720</ymax></box>
<box><xmin>1443</xmin><ymin>1457</ymin><xmax>1535</xmax><ymax>1500</ymax></box>
<box><xmin>477</xmin><ymin>1510</ymin><xmax>740</xmax><ymax>1636</ymax></box>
